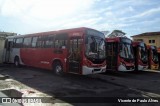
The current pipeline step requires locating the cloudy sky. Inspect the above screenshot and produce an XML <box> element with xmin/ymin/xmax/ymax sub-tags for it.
<box><xmin>0</xmin><ymin>0</ymin><xmax>160</xmax><ymax>37</ymax></box>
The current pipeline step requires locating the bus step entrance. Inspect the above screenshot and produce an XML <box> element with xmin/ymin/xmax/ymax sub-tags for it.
<box><xmin>69</xmin><ymin>61</ymin><xmax>80</xmax><ymax>73</ymax></box>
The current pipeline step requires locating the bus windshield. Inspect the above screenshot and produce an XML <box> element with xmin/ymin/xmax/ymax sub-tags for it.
<box><xmin>85</xmin><ymin>35</ymin><xmax>105</xmax><ymax>59</ymax></box>
<box><xmin>139</xmin><ymin>43</ymin><xmax>148</xmax><ymax>62</ymax></box>
<box><xmin>120</xmin><ymin>43</ymin><xmax>134</xmax><ymax>59</ymax></box>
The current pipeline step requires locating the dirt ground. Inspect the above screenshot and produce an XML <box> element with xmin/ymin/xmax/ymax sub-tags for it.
<box><xmin>0</xmin><ymin>64</ymin><xmax>160</xmax><ymax>106</ymax></box>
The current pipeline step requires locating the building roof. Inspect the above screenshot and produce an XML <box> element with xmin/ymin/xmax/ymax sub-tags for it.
<box><xmin>0</xmin><ymin>32</ymin><xmax>16</xmax><ymax>39</ymax></box>
<box><xmin>131</xmin><ymin>31</ymin><xmax>160</xmax><ymax>37</ymax></box>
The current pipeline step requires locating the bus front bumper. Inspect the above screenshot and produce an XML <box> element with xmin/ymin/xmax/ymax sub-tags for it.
<box><xmin>118</xmin><ymin>64</ymin><xmax>134</xmax><ymax>71</ymax></box>
<box><xmin>138</xmin><ymin>65</ymin><xmax>148</xmax><ymax>71</ymax></box>
<box><xmin>82</xmin><ymin>66</ymin><xmax>106</xmax><ymax>75</ymax></box>
<box><xmin>151</xmin><ymin>64</ymin><xmax>159</xmax><ymax>70</ymax></box>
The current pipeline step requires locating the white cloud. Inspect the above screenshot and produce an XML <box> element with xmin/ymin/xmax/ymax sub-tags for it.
<box><xmin>119</xmin><ymin>7</ymin><xmax>160</xmax><ymax>21</ymax></box>
<box><xmin>1</xmin><ymin>0</ymin><xmax>32</xmax><ymax>16</ymax></box>
<box><xmin>1</xmin><ymin>0</ymin><xmax>95</xmax><ymax>18</ymax></box>
<box><xmin>0</xmin><ymin>0</ymin><xmax>97</xmax><ymax>33</ymax></box>
<box><xmin>115</xmin><ymin>6</ymin><xmax>135</xmax><ymax>15</ymax></box>
<box><xmin>0</xmin><ymin>0</ymin><xmax>160</xmax><ymax>37</ymax></box>
<box><xmin>62</xmin><ymin>17</ymin><xmax>102</xmax><ymax>28</ymax></box>
<box><xmin>136</xmin><ymin>7</ymin><xmax>160</xmax><ymax>17</ymax></box>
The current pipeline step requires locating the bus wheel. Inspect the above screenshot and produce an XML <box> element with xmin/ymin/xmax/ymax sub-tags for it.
<box><xmin>53</xmin><ymin>62</ymin><xmax>63</xmax><ymax>75</ymax></box>
<box><xmin>14</xmin><ymin>57</ymin><xmax>20</xmax><ymax>67</ymax></box>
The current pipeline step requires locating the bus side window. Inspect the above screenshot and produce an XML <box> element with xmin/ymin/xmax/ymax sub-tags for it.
<box><xmin>54</xmin><ymin>40</ymin><xmax>59</xmax><ymax>48</ymax></box>
<box><xmin>37</xmin><ymin>36</ymin><xmax>40</xmax><ymax>48</ymax></box>
<box><xmin>37</xmin><ymin>36</ymin><xmax>47</xmax><ymax>48</ymax></box>
<box><xmin>45</xmin><ymin>35</ymin><xmax>54</xmax><ymax>48</ymax></box>
<box><xmin>55</xmin><ymin>39</ymin><xmax>67</xmax><ymax>49</ymax></box>
<box><xmin>23</xmin><ymin>37</ymin><xmax>32</xmax><ymax>48</ymax></box>
<box><xmin>37</xmin><ymin>36</ymin><xmax>43</xmax><ymax>48</ymax></box>
<box><xmin>31</xmin><ymin>36</ymin><xmax>38</xmax><ymax>48</ymax></box>
<box><xmin>54</xmin><ymin>33</ymin><xmax>67</xmax><ymax>49</ymax></box>
<box><xmin>60</xmin><ymin>40</ymin><xmax>67</xmax><ymax>49</ymax></box>
<box><xmin>41</xmin><ymin>36</ymin><xmax>45</xmax><ymax>48</ymax></box>
<box><xmin>15</xmin><ymin>38</ymin><xmax>23</xmax><ymax>48</ymax></box>
<box><xmin>63</xmin><ymin>40</ymin><xmax>67</xmax><ymax>49</ymax></box>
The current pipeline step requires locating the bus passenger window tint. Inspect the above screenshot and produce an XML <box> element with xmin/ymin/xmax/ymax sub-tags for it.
<box><xmin>31</xmin><ymin>37</ymin><xmax>38</xmax><ymax>48</ymax></box>
<box><xmin>54</xmin><ymin>40</ymin><xmax>59</xmax><ymax>48</ymax></box>
<box><xmin>54</xmin><ymin>40</ymin><xmax>66</xmax><ymax>49</ymax></box>
<box><xmin>54</xmin><ymin>34</ymin><xmax>67</xmax><ymax>49</ymax></box>
<box><xmin>45</xmin><ymin>35</ymin><xmax>54</xmax><ymax>48</ymax></box>
<box><xmin>15</xmin><ymin>38</ymin><xmax>23</xmax><ymax>48</ymax></box>
<box><xmin>23</xmin><ymin>37</ymin><xmax>32</xmax><ymax>48</ymax></box>
<box><xmin>37</xmin><ymin>36</ymin><xmax>44</xmax><ymax>48</ymax></box>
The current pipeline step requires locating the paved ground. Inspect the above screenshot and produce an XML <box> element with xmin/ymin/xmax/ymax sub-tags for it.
<box><xmin>0</xmin><ymin>64</ymin><xmax>160</xmax><ymax>106</ymax></box>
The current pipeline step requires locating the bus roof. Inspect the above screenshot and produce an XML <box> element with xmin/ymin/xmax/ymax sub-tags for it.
<box><xmin>6</xmin><ymin>27</ymin><xmax>103</xmax><ymax>39</ymax></box>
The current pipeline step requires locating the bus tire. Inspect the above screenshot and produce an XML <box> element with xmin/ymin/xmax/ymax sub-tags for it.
<box><xmin>14</xmin><ymin>57</ymin><xmax>20</xmax><ymax>67</ymax></box>
<box><xmin>53</xmin><ymin>61</ymin><xmax>63</xmax><ymax>75</ymax></box>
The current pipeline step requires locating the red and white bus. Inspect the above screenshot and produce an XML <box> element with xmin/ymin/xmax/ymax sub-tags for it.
<box><xmin>105</xmin><ymin>37</ymin><xmax>134</xmax><ymax>71</ymax></box>
<box><xmin>3</xmin><ymin>27</ymin><xmax>106</xmax><ymax>75</ymax></box>
<box><xmin>147</xmin><ymin>45</ymin><xmax>159</xmax><ymax>70</ymax></box>
<box><xmin>132</xmin><ymin>41</ymin><xmax>148</xmax><ymax>71</ymax></box>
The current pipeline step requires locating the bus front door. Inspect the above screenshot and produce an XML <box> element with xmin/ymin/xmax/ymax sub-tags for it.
<box><xmin>106</xmin><ymin>42</ymin><xmax>118</xmax><ymax>71</ymax></box>
<box><xmin>4</xmin><ymin>39</ymin><xmax>13</xmax><ymax>63</ymax></box>
<box><xmin>68</xmin><ymin>37</ymin><xmax>82</xmax><ymax>74</ymax></box>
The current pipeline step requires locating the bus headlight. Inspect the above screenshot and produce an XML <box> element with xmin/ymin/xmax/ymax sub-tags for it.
<box><xmin>120</xmin><ymin>62</ymin><xmax>125</xmax><ymax>66</ymax></box>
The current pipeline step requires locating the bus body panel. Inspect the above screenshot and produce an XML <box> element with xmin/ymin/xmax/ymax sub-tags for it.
<box><xmin>3</xmin><ymin>27</ymin><xmax>106</xmax><ymax>75</ymax></box>
<box><xmin>132</xmin><ymin>41</ymin><xmax>148</xmax><ymax>71</ymax></box>
<box><xmin>106</xmin><ymin>37</ymin><xmax>134</xmax><ymax>72</ymax></box>
<box><xmin>147</xmin><ymin>45</ymin><xmax>159</xmax><ymax>70</ymax></box>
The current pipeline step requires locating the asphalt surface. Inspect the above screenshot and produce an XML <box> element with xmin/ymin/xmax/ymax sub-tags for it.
<box><xmin>0</xmin><ymin>64</ymin><xmax>160</xmax><ymax>106</ymax></box>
